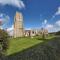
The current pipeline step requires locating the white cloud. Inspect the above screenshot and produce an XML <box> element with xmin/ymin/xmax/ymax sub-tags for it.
<box><xmin>45</xmin><ymin>20</ymin><xmax>60</xmax><ymax>32</ymax></box>
<box><xmin>25</xmin><ymin>28</ymin><xmax>31</xmax><ymax>30</ymax></box>
<box><xmin>5</xmin><ymin>15</ymin><xmax>10</xmax><ymax>20</ymax></box>
<box><xmin>42</xmin><ymin>19</ymin><xmax>48</xmax><ymax>28</ymax></box>
<box><xmin>42</xmin><ymin>19</ymin><xmax>47</xmax><ymax>25</ymax></box>
<box><xmin>52</xmin><ymin>15</ymin><xmax>56</xmax><ymax>19</ymax></box>
<box><xmin>0</xmin><ymin>13</ymin><xmax>10</xmax><ymax>27</ymax></box>
<box><xmin>7</xmin><ymin>25</ymin><xmax>14</xmax><ymax>36</ymax></box>
<box><xmin>7</xmin><ymin>25</ymin><xmax>13</xmax><ymax>31</ymax></box>
<box><xmin>45</xmin><ymin>6</ymin><xmax>60</xmax><ymax>32</ymax></box>
<box><xmin>42</xmin><ymin>18</ymin><xmax>60</xmax><ymax>32</ymax></box>
<box><xmin>0</xmin><ymin>0</ymin><xmax>25</xmax><ymax>8</ymax></box>
<box><xmin>0</xmin><ymin>13</ymin><xmax>10</xmax><ymax>19</ymax></box>
<box><xmin>44</xmin><ymin>19</ymin><xmax>47</xmax><ymax>24</ymax></box>
<box><xmin>45</xmin><ymin>24</ymin><xmax>56</xmax><ymax>32</ymax></box>
<box><xmin>0</xmin><ymin>14</ymin><xmax>3</xmax><ymax>17</ymax></box>
<box><xmin>56</xmin><ymin>20</ymin><xmax>60</xmax><ymax>26</ymax></box>
<box><xmin>55</xmin><ymin>6</ymin><xmax>60</xmax><ymax>15</ymax></box>
<box><xmin>51</xmin><ymin>6</ymin><xmax>60</xmax><ymax>20</ymax></box>
<box><xmin>45</xmin><ymin>24</ymin><xmax>53</xmax><ymax>29</ymax></box>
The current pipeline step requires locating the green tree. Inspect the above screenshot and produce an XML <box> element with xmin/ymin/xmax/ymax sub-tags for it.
<box><xmin>0</xmin><ymin>29</ymin><xmax>9</xmax><ymax>56</ymax></box>
<box><xmin>42</xmin><ymin>32</ymin><xmax>45</xmax><ymax>39</ymax></box>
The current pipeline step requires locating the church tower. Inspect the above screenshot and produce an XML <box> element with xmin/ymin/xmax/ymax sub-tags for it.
<box><xmin>14</xmin><ymin>12</ymin><xmax>24</xmax><ymax>38</ymax></box>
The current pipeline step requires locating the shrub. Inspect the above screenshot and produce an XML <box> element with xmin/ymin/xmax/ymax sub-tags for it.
<box><xmin>0</xmin><ymin>29</ymin><xmax>9</xmax><ymax>55</ymax></box>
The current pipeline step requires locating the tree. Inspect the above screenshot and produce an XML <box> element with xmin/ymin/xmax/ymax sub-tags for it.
<box><xmin>41</xmin><ymin>28</ymin><xmax>46</xmax><ymax>39</ymax></box>
<box><xmin>56</xmin><ymin>31</ymin><xmax>60</xmax><ymax>35</ymax></box>
<box><xmin>0</xmin><ymin>29</ymin><xmax>9</xmax><ymax>56</ymax></box>
<box><xmin>42</xmin><ymin>32</ymin><xmax>45</xmax><ymax>39</ymax></box>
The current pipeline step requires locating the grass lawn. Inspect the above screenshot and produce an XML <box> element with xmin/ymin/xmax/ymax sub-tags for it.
<box><xmin>6</xmin><ymin>36</ymin><xmax>55</xmax><ymax>56</ymax></box>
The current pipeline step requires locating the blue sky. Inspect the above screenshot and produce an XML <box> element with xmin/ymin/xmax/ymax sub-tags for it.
<box><xmin>0</xmin><ymin>0</ymin><xmax>60</xmax><ymax>33</ymax></box>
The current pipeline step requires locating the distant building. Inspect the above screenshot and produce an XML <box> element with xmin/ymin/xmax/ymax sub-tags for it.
<box><xmin>24</xmin><ymin>30</ymin><xmax>31</xmax><ymax>37</ymax></box>
<box><xmin>41</xmin><ymin>28</ymin><xmax>48</xmax><ymax>38</ymax></box>
<box><xmin>14</xmin><ymin>12</ymin><xmax>24</xmax><ymax>38</ymax></box>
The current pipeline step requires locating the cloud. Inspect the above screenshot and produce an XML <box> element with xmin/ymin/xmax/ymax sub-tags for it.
<box><xmin>0</xmin><ymin>0</ymin><xmax>25</xmax><ymax>8</ymax></box>
<box><xmin>42</xmin><ymin>19</ymin><xmax>47</xmax><ymax>25</ymax></box>
<box><xmin>0</xmin><ymin>14</ymin><xmax>3</xmax><ymax>17</ymax></box>
<box><xmin>50</xmin><ymin>6</ymin><xmax>60</xmax><ymax>20</ymax></box>
<box><xmin>7</xmin><ymin>25</ymin><xmax>13</xmax><ymax>31</ymax></box>
<box><xmin>46</xmin><ymin>7</ymin><xmax>60</xmax><ymax>32</ymax></box>
<box><xmin>45</xmin><ymin>24</ymin><xmax>53</xmax><ymax>29</ymax></box>
<box><xmin>0</xmin><ymin>13</ymin><xmax>10</xmax><ymax>26</ymax></box>
<box><xmin>49</xmin><ymin>7</ymin><xmax>60</xmax><ymax>32</ymax></box>
<box><xmin>0</xmin><ymin>13</ymin><xmax>10</xmax><ymax>19</ymax></box>
<box><xmin>44</xmin><ymin>19</ymin><xmax>47</xmax><ymax>24</ymax></box>
<box><xmin>55</xmin><ymin>6</ymin><xmax>60</xmax><ymax>15</ymax></box>
<box><xmin>42</xmin><ymin>19</ymin><xmax>48</xmax><ymax>28</ymax></box>
<box><xmin>41</xmin><ymin>19</ymin><xmax>60</xmax><ymax>32</ymax></box>
<box><xmin>25</xmin><ymin>28</ymin><xmax>31</xmax><ymax>30</ymax></box>
<box><xmin>7</xmin><ymin>25</ymin><xmax>14</xmax><ymax>36</ymax></box>
<box><xmin>45</xmin><ymin>24</ymin><xmax>54</xmax><ymax>32</ymax></box>
<box><xmin>5</xmin><ymin>15</ymin><xmax>10</xmax><ymax>20</ymax></box>
<box><xmin>56</xmin><ymin>20</ymin><xmax>60</xmax><ymax>26</ymax></box>
<box><xmin>45</xmin><ymin>20</ymin><xmax>60</xmax><ymax>32</ymax></box>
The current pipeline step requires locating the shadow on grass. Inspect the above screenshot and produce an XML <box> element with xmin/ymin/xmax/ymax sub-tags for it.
<box><xmin>3</xmin><ymin>36</ymin><xmax>60</xmax><ymax>60</ymax></box>
<box><xmin>37</xmin><ymin>36</ymin><xmax>55</xmax><ymax>43</ymax></box>
<box><xmin>37</xmin><ymin>38</ymin><xmax>48</xmax><ymax>42</ymax></box>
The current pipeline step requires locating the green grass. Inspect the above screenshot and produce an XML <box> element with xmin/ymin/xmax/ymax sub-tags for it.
<box><xmin>6</xmin><ymin>36</ymin><xmax>55</xmax><ymax>56</ymax></box>
<box><xmin>6</xmin><ymin>37</ymin><xmax>43</xmax><ymax>56</ymax></box>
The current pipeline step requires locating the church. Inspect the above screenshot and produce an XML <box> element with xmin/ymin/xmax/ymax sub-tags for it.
<box><xmin>14</xmin><ymin>12</ymin><xmax>24</xmax><ymax>38</ymax></box>
<box><xmin>13</xmin><ymin>12</ymin><xmax>48</xmax><ymax>38</ymax></box>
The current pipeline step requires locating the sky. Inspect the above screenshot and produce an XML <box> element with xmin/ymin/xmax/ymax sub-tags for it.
<box><xmin>0</xmin><ymin>0</ymin><xmax>60</xmax><ymax>35</ymax></box>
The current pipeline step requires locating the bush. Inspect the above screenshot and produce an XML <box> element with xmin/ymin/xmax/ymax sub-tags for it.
<box><xmin>56</xmin><ymin>31</ymin><xmax>60</xmax><ymax>35</ymax></box>
<box><xmin>0</xmin><ymin>29</ymin><xmax>9</xmax><ymax>55</ymax></box>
